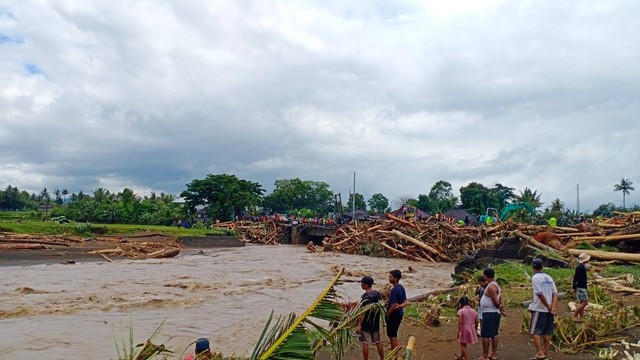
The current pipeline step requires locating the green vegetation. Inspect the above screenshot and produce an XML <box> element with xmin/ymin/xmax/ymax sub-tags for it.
<box><xmin>262</xmin><ymin>178</ymin><xmax>334</xmax><ymax>216</ymax></box>
<box><xmin>182</xmin><ymin>174</ymin><xmax>264</xmax><ymax>221</ymax></box>
<box><xmin>0</xmin><ymin>219</ymin><xmax>232</xmax><ymax>237</ymax></box>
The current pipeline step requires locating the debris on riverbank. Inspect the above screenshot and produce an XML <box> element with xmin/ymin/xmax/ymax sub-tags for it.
<box><xmin>310</xmin><ymin>212</ymin><xmax>640</xmax><ymax>263</ymax></box>
<box><xmin>0</xmin><ymin>231</ymin><xmax>181</xmax><ymax>261</ymax></box>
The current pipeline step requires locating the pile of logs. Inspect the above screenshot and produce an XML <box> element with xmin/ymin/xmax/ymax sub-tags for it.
<box><xmin>0</xmin><ymin>232</ymin><xmax>181</xmax><ymax>260</ymax></box>
<box><xmin>311</xmin><ymin>214</ymin><xmax>496</xmax><ymax>262</ymax></box>
<box><xmin>213</xmin><ymin>220</ymin><xmax>289</xmax><ymax>244</ymax></box>
<box><xmin>311</xmin><ymin>212</ymin><xmax>640</xmax><ymax>263</ymax></box>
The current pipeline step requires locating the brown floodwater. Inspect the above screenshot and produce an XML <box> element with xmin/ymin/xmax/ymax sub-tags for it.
<box><xmin>0</xmin><ymin>245</ymin><xmax>454</xmax><ymax>359</ymax></box>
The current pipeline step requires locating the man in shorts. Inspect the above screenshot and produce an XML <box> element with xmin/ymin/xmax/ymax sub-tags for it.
<box><xmin>529</xmin><ymin>258</ymin><xmax>558</xmax><ymax>360</ymax></box>
<box><xmin>386</xmin><ymin>269</ymin><xmax>408</xmax><ymax>351</ymax></box>
<box><xmin>572</xmin><ymin>253</ymin><xmax>590</xmax><ymax>322</ymax></box>
<box><xmin>357</xmin><ymin>276</ymin><xmax>384</xmax><ymax>360</ymax></box>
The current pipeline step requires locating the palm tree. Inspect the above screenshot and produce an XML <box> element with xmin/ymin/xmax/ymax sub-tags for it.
<box><xmin>517</xmin><ymin>187</ymin><xmax>543</xmax><ymax>208</ymax></box>
<box><xmin>614</xmin><ymin>178</ymin><xmax>635</xmax><ymax>209</ymax></box>
<box><xmin>62</xmin><ymin>189</ymin><xmax>69</xmax><ymax>204</ymax></box>
<box><xmin>53</xmin><ymin>188</ymin><xmax>62</xmax><ymax>205</ymax></box>
<box><xmin>40</xmin><ymin>188</ymin><xmax>51</xmax><ymax>216</ymax></box>
<box><xmin>550</xmin><ymin>198</ymin><xmax>564</xmax><ymax>212</ymax></box>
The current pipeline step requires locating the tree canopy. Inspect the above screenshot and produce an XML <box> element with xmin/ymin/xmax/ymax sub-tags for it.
<box><xmin>181</xmin><ymin>174</ymin><xmax>264</xmax><ymax>221</ymax></box>
<box><xmin>262</xmin><ymin>178</ymin><xmax>334</xmax><ymax>215</ymax></box>
<box><xmin>367</xmin><ymin>193</ymin><xmax>390</xmax><ymax>214</ymax></box>
<box><xmin>614</xmin><ymin>178</ymin><xmax>635</xmax><ymax>209</ymax></box>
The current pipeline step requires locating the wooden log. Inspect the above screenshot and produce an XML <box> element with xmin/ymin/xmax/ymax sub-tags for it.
<box><xmin>511</xmin><ymin>230</ymin><xmax>562</xmax><ymax>254</ymax></box>
<box><xmin>99</xmin><ymin>253</ymin><xmax>113</xmax><ymax>262</ymax></box>
<box><xmin>569</xmin><ymin>233</ymin><xmax>640</xmax><ymax>243</ymax></box>
<box><xmin>407</xmin><ymin>288</ymin><xmax>456</xmax><ymax>303</ymax></box>
<box><xmin>385</xmin><ymin>214</ymin><xmax>419</xmax><ymax>230</ymax></box>
<box><xmin>0</xmin><ymin>243</ymin><xmax>46</xmax><ymax>250</ymax></box>
<box><xmin>0</xmin><ymin>239</ymin><xmax>70</xmax><ymax>246</ymax></box>
<box><xmin>148</xmin><ymin>247</ymin><xmax>180</xmax><ymax>258</ymax></box>
<box><xmin>566</xmin><ymin>249</ymin><xmax>640</xmax><ymax>262</ymax></box>
<box><xmin>380</xmin><ymin>242</ymin><xmax>428</xmax><ymax>262</ymax></box>
<box><xmin>391</xmin><ymin>230</ymin><xmax>449</xmax><ymax>260</ymax></box>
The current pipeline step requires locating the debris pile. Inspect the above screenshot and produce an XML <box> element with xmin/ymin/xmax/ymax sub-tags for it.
<box><xmin>310</xmin><ymin>212</ymin><xmax>640</xmax><ymax>263</ymax></box>
<box><xmin>214</xmin><ymin>220</ymin><xmax>290</xmax><ymax>244</ymax></box>
<box><xmin>0</xmin><ymin>232</ymin><xmax>181</xmax><ymax>260</ymax></box>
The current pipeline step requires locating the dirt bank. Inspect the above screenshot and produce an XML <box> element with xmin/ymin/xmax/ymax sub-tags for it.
<box><xmin>332</xmin><ymin>306</ymin><xmax>591</xmax><ymax>360</ymax></box>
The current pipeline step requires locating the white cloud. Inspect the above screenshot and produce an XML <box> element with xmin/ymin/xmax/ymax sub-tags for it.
<box><xmin>0</xmin><ymin>0</ymin><xmax>639</xmax><ymax>211</ymax></box>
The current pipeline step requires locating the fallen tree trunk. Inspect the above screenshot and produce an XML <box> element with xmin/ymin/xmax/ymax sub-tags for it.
<box><xmin>408</xmin><ymin>288</ymin><xmax>456</xmax><ymax>303</ymax></box>
<box><xmin>386</xmin><ymin>214</ymin><xmax>419</xmax><ymax>230</ymax></box>
<box><xmin>0</xmin><ymin>243</ymin><xmax>47</xmax><ymax>250</ymax></box>
<box><xmin>391</xmin><ymin>230</ymin><xmax>448</xmax><ymax>260</ymax></box>
<box><xmin>569</xmin><ymin>233</ymin><xmax>640</xmax><ymax>243</ymax></box>
<box><xmin>148</xmin><ymin>247</ymin><xmax>180</xmax><ymax>259</ymax></box>
<box><xmin>380</xmin><ymin>242</ymin><xmax>428</xmax><ymax>262</ymax></box>
<box><xmin>0</xmin><ymin>239</ymin><xmax>70</xmax><ymax>247</ymax></box>
<box><xmin>566</xmin><ymin>249</ymin><xmax>640</xmax><ymax>262</ymax></box>
<box><xmin>511</xmin><ymin>230</ymin><xmax>562</xmax><ymax>254</ymax></box>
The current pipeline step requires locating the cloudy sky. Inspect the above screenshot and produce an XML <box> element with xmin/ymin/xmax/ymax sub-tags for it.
<box><xmin>1</xmin><ymin>0</ymin><xmax>639</xmax><ymax>212</ymax></box>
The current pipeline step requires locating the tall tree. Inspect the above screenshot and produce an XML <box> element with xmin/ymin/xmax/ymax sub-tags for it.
<box><xmin>262</xmin><ymin>178</ymin><xmax>334</xmax><ymax>215</ymax></box>
<box><xmin>614</xmin><ymin>178</ymin><xmax>635</xmax><ymax>209</ymax></box>
<box><xmin>61</xmin><ymin>189</ymin><xmax>69</xmax><ymax>204</ymax></box>
<box><xmin>40</xmin><ymin>188</ymin><xmax>51</xmax><ymax>216</ymax></box>
<box><xmin>516</xmin><ymin>187</ymin><xmax>543</xmax><ymax>208</ymax></box>
<box><xmin>344</xmin><ymin>193</ymin><xmax>366</xmax><ymax>212</ymax></box>
<box><xmin>427</xmin><ymin>180</ymin><xmax>458</xmax><ymax>213</ymax></box>
<box><xmin>367</xmin><ymin>193</ymin><xmax>390</xmax><ymax>214</ymax></box>
<box><xmin>459</xmin><ymin>182</ymin><xmax>494</xmax><ymax>215</ymax></box>
<box><xmin>181</xmin><ymin>174</ymin><xmax>264</xmax><ymax>221</ymax></box>
<box><xmin>550</xmin><ymin>198</ymin><xmax>565</xmax><ymax>212</ymax></box>
<box><xmin>53</xmin><ymin>188</ymin><xmax>62</xmax><ymax>205</ymax></box>
<box><xmin>490</xmin><ymin>183</ymin><xmax>516</xmax><ymax>210</ymax></box>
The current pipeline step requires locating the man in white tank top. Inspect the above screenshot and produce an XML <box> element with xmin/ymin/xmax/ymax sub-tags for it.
<box><xmin>479</xmin><ymin>268</ymin><xmax>505</xmax><ymax>360</ymax></box>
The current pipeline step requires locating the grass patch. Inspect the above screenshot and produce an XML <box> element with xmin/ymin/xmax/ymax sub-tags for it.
<box><xmin>0</xmin><ymin>221</ymin><xmax>235</xmax><ymax>237</ymax></box>
<box><xmin>603</xmin><ymin>265</ymin><xmax>640</xmax><ymax>286</ymax></box>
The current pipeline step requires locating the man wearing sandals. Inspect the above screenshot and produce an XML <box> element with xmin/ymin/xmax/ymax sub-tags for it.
<box><xmin>528</xmin><ymin>258</ymin><xmax>558</xmax><ymax>360</ymax></box>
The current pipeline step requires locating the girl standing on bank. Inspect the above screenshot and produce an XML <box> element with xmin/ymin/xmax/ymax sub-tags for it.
<box><xmin>456</xmin><ymin>296</ymin><xmax>479</xmax><ymax>360</ymax></box>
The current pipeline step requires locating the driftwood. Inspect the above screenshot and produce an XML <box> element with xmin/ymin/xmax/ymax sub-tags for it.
<box><xmin>408</xmin><ymin>288</ymin><xmax>456</xmax><ymax>303</ymax></box>
<box><xmin>0</xmin><ymin>243</ymin><xmax>47</xmax><ymax>250</ymax></box>
<box><xmin>567</xmin><ymin>249</ymin><xmax>640</xmax><ymax>263</ymax></box>
<box><xmin>0</xmin><ymin>239</ymin><xmax>70</xmax><ymax>247</ymax></box>
<box><xmin>148</xmin><ymin>247</ymin><xmax>180</xmax><ymax>259</ymax></box>
<box><xmin>511</xmin><ymin>230</ymin><xmax>562</xmax><ymax>254</ymax></box>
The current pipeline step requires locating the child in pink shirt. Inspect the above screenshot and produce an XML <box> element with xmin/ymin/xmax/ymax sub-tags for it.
<box><xmin>456</xmin><ymin>296</ymin><xmax>479</xmax><ymax>360</ymax></box>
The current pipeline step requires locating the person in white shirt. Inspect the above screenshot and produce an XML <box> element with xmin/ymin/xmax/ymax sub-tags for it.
<box><xmin>528</xmin><ymin>258</ymin><xmax>558</xmax><ymax>360</ymax></box>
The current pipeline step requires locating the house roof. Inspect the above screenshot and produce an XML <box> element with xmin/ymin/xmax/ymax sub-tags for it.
<box><xmin>444</xmin><ymin>209</ymin><xmax>479</xmax><ymax>224</ymax></box>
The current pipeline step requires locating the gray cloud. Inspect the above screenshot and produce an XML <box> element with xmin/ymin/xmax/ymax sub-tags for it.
<box><xmin>1</xmin><ymin>0</ymin><xmax>639</xmax><ymax>211</ymax></box>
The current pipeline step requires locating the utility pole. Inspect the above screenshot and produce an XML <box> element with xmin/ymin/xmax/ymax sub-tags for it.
<box><xmin>576</xmin><ymin>184</ymin><xmax>580</xmax><ymax>214</ymax></box>
<box><xmin>353</xmin><ymin>172</ymin><xmax>356</xmax><ymax>226</ymax></box>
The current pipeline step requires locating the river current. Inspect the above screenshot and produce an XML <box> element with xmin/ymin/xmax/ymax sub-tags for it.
<box><xmin>0</xmin><ymin>245</ymin><xmax>454</xmax><ymax>359</ymax></box>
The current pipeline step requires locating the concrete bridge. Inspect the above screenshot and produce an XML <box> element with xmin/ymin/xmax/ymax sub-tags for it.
<box><xmin>290</xmin><ymin>224</ymin><xmax>337</xmax><ymax>245</ymax></box>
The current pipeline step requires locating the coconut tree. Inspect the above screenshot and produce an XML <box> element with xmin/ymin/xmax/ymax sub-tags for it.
<box><xmin>614</xmin><ymin>178</ymin><xmax>635</xmax><ymax>209</ymax></box>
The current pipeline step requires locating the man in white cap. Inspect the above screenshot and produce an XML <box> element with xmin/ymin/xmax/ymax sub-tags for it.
<box><xmin>572</xmin><ymin>253</ymin><xmax>590</xmax><ymax>322</ymax></box>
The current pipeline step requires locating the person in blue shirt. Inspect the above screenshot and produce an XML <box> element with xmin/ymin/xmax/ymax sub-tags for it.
<box><xmin>386</xmin><ymin>269</ymin><xmax>408</xmax><ymax>351</ymax></box>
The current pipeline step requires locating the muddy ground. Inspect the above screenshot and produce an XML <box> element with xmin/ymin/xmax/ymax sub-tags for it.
<box><xmin>332</xmin><ymin>305</ymin><xmax>591</xmax><ymax>360</ymax></box>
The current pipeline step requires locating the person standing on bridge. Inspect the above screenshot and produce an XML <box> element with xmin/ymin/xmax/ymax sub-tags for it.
<box><xmin>386</xmin><ymin>269</ymin><xmax>408</xmax><ymax>351</ymax></box>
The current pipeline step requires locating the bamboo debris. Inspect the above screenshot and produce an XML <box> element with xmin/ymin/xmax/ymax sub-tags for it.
<box><xmin>313</xmin><ymin>212</ymin><xmax>640</xmax><ymax>263</ymax></box>
<box><xmin>214</xmin><ymin>220</ymin><xmax>289</xmax><ymax>244</ymax></box>
<box><xmin>0</xmin><ymin>231</ymin><xmax>182</xmax><ymax>260</ymax></box>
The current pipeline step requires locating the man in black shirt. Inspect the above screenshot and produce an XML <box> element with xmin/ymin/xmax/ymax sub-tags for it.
<box><xmin>357</xmin><ymin>276</ymin><xmax>383</xmax><ymax>360</ymax></box>
<box><xmin>572</xmin><ymin>253</ymin><xmax>590</xmax><ymax>322</ymax></box>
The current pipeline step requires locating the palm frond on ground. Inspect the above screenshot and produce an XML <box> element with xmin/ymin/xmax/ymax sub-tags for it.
<box><xmin>250</xmin><ymin>267</ymin><xmax>370</xmax><ymax>360</ymax></box>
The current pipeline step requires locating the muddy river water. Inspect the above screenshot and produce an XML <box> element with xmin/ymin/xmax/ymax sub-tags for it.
<box><xmin>0</xmin><ymin>245</ymin><xmax>454</xmax><ymax>359</ymax></box>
